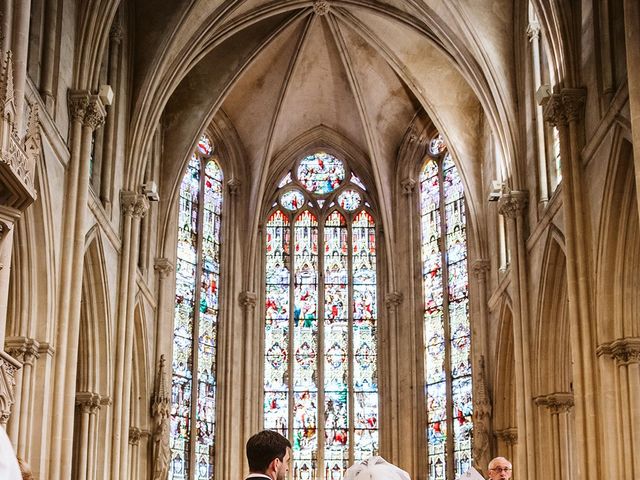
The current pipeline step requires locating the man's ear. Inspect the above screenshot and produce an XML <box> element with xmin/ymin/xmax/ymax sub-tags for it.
<box><xmin>267</xmin><ymin>457</ymin><xmax>279</xmax><ymax>476</ymax></box>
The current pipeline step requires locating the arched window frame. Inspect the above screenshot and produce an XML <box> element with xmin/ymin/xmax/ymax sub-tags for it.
<box><xmin>419</xmin><ymin>134</ymin><xmax>473</xmax><ymax>480</ymax></box>
<box><xmin>170</xmin><ymin>133</ymin><xmax>224</xmax><ymax>480</ymax></box>
<box><xmin>262</xmin><ymin>151</ymin><xmax>380</xmax><ymax>480</ymax></box>
<box><xmin>527</xmin><ymin>1</ymin><xmax>562</xmax><ymax>202</ymax></box>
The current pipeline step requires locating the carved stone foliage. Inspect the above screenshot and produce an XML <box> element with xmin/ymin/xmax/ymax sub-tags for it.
<box><xmin>498</xmin><ymin>190</ymin><xmax>528</xmax><ymax>219</ymax></box>
<box><xmin>154</xmin><ymin>258</ymin><xmax>174</xmax><ymax>279</ymax></box>
<box><xmin>535</xmin><ymin>392</ymin><xmax>574</xmax><ymax>414</ymax></box>
<box><xmin>121</xmin><ymin>191</ymin><xmax>150</xmax><ymax>219</ymax></box>
<box><xmin>597</xmin><ymin>337</ymin><xmax>640</xmax><ymax>365</ymax></box>
<box><xmin>313</xmin><ymin>0</ymin><xmax>330</xmax><ymax>15</ymax></box>
<box><xmin>239</xmin><ymin>291</ymin><xmax>257</xmax><ymax>309</ymax></box>
<box><xmin>473</xmin><ymin>356</ymin><xmax>492</xmax><ymax>469</ymax></box>
<box><xmin>0</xmin><ymin>351</ymin><xmax>20</xmax><ymax>425</ymax></box>
<box><xmin>152</xmin><ymin>355</ymin><xmax>170</xmax><ymax>480</ymax></box>
<box><xmin>494</xmin><ymin>427</ymin><xmax>518</xmax><ymax>446</ymax></box>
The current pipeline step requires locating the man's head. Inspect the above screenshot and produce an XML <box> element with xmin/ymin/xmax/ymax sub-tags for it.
<box><xmin>488</xmin><ymin>457</ymin><xmax>512</xmax><ymax>480</ymax></box>
<box><xmin>246</xmin><ymin>430</ymin><xmax>291</xmax><ymax>480</ymax></box>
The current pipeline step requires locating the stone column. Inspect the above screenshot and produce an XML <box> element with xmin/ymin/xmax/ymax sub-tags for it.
<box><xmin>111</xmin><ymin>192</ymin><xmax>148</xmax><ymax>480</ymax></box>
<box><xmin>99</xmin><ymin>23</ymin><xmax>123</xmax><ymax>215</ymax></box>
<box><xmin>471</xmin><ymin>260</ymin><xmax>490</xmax><ymax>376</ymax></box>
<box><xmin>534</xmin><ymin>393</ymin><xmax>574</xmax><ymax>480</ymax></box>
<box><xmin>597</xmin><ymin>338</ymin><xmax>640</xmax><ymax>478</ymax></box>
<box><xmin>623</xmin><ymin>0</ymin><xmax>640</xmax><ymax>220</ymax></box>
<box><xmin>10</xmin><ymin>0</ymin><xmax>31</xmax><ymax>130</ymax></box>
<box><xmin>151</xmin><ymin>355</ymin><xmax>170</xmax><ymax>480</ymax></box>
<box><xmin>497</xmin><ymin>191</ymin><xmax>535</xmax><ymax>479</ymax></box>
<box><xmin>75</xmin><ymin>392</ymin><xmax>101</xmax><ymax>480</ymax></box>
<box><xmin>4</xmin><ymin>336</ymin><xmax>38</xmax><ymax>456</ymax></box>
<box><xmin>39</xmin><ymin>0</ymin><xmax>59</xmax><ymax>111</ymax></box>
<box><xmin>49</xmin><ymin>92</ymin><xmax>105</xmax><ymax>480</ymax></box>
<box><xmin>472</xmin><ymin>356</ymin><xmax>492</xmax><ymax>473</ymax></box>
<box><xmin>128</xmin><ymin>427</ymin><xmax>142</xmax><ymax>480</ymax></box>
<box><xmin>239</xmin><ymin>289</ymin><xmax>258</xmax><ymax>467</ymax></box>
<box><xmin>153</xmin><ymin>258</ymin><xmax>174</xmax><ymax>366</ymax></box>
<box><xmin>493</xmin><ymin>428</ymin><xmax>517</xmax><ymax>469</ymax></box>
<box><xmin>383</xmin><ymin>291</ymin><xmax>402</xmax><ymax>463</ymax></box>
<box><xmin>544</xmin><ymin>89</ymin><xmax>599</xmax><ymax>480</ymax></box>
<box><xmin>0</xmin><ymin>215</ymin><xmax>17</xmax><ymax>346</ymax></box>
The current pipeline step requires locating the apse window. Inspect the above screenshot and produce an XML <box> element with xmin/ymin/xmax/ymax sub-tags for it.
<box><xmin>420</xmin><ymin>135</ymin><xmax>473</xmax><ymax>480</ymax></box>
<box><xmin>264</xmin><ymin>152</ymin><xmax>378</xmax><ymax>480</ymax></box>
<box><xmin>171</xmin><ymin>134</ymin><xmax>223</xmax><ymax>480</ymax></box>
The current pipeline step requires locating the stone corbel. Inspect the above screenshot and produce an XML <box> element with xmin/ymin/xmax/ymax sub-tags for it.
<box><xmin>534</xmin><ymin>392</ymin><xmax>574</xmax><ymax>414</ymax></box>
<box><xmin>597</xmin><ymin>337</ymin><xmax>640</xmax><ymax>365</ymax></box>
<box><xmin>494</xmin><ymin>427</ymin><xmax>518</xmax><ymax>446</ymax></box>
<box><xmin>0</xmin><ymin>350</ymin><xmax>21</xmax><ymax>425</ymax></box>
<box><xmin>153</xmin><ymin>258</ymin><xmax>174</xmax><ymax>279</ymax></box>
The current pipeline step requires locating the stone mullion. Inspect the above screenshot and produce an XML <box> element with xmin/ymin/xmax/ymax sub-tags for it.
<box><xmin>114</xmin><ymin>193</ymin><xmax>149</xmax><ymax>480</ymax></box>
<box><xmin>49</xmin><ymin>92</ymin><xmax>105</xmax><ymax>480</ymax></box>
<box><xmin>497</xmin><ymin>191</ymin><xmax>535</xmax><ymax>480</ymax></box>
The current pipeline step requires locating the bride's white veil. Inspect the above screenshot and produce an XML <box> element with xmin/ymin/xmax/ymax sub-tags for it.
<box><xmin>343</xmin><ymin>457</ymin><xmax>411</xmax><ymax>480</ymax></box>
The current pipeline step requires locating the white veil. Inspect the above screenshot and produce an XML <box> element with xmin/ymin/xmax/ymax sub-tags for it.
<box><xmin>343</xmin><ymin>457</ymin><xmax>411</xmax><ymax>480</ymax></box>
<box><xmin>0</xmin><ymin>427</ymin><xmax>21</xmax><ymax>480</ymax></box>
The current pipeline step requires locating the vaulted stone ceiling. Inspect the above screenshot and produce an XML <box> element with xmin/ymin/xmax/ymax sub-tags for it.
<box><xmin>133</xmin><ymin>0</ymin><xmax>515</xmax><ymax>252</ymax></box>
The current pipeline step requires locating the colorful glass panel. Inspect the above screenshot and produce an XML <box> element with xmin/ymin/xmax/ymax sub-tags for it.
<box><xmin>197</xmin><ymin>135</ymin><xmax>213</xmax><ymax>156</ymax></box>
<box><xmin>281</xmin><ymin>190</ymin><xmax>306</xmax><ymax>211</ymax></box>
<box><xmin>350</xmin><ymin>173</ymin><xmax>367</xmax><ymax>191</ymax></box>
<box><xmin>172</xmin><ymin>149</ymin><xmax>223</xmax><ymax>480</ymax></box>
<box><xmin>337</xmin><ymin>190</ymin><xmax>361</xmax><ymax>212</ymax></box>
<box><xmin>420</xmin><ymin>144</ymin><xmax>472</xmax><ymax>480</ymax></box>
<box><xmin>279</xmin><ymin>172</ymin><xmax>293</xmax><ymax>188</ymax></box>
<box><xmin>264</xmin><ymin>168</ymin><xmax>378</xmax><ymax>480</ymax></box>
<box><xmin>297</xmin><ymin>152</ymin><xmax>345</xmax><ymax>195</ymax></box>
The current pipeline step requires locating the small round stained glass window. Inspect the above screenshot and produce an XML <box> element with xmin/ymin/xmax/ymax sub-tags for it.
<box><xmin>429</xmin><ymin>134</ymin><xmax>446</xmax><ymax>156</ymax></box>
<box><xmin>337</xmin><ymin>189</ymin><xmax>361</xmax><ymax>211</ymax></box>
<box><xmin>197</xmin><ymin>135</ymin><xmax>213</xmax><ymax>156</ymax></box>
<box><xmin>280</xmin><ymin>189</ymin><xmax>305</xmax><ymax>211</ymax></box>
<box><xmin>297</xmin><ymin>152</ymin><xmax>345</xmax><ymax>195</ymax></box>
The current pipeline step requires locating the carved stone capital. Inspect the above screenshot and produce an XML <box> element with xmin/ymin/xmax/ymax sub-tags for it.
<box><xmin>543</xmin><ymin>93</ymin><xmax>567</xmax><ymax>127</ymax></box>
<box><xmin>68</xmin><ymin>91</ymin><xmax>91</xmax><ymax>124</ymax></box>
<box><xmin>5</xmin><ymin>336</ymin><xmax>40</xmax><ymax>365</ymax></box>
<box><xmin>597</xmin><ymin>337</ymin><xmax>640</xmax><ymax>365</ymax></box>
<box><xmin>535</xmin><ymin>392</ymin><xmax>574</xmax><ymax>414</ymax></box>
<box><xmin>239</xmin><ymin>291</ymin><xmax>257</xmax><ymax>309</ymax></box>
<box><xmin>0</xmin><ymin>351</ymin><xmax>21</xmax><ymax>425</ymax></box>
<box><xmin>121</xmin><ymin>191</ymin><xmax>150</xmax><ymax>219</ymax></box>
<box><xmin>561</xmin><ymin>88</ymin><xmax>586</xmax><ymax>123</ymax></box>
<box><xmin>494</xmin><ymin>427</ymin><xmax>518</xmax><ymax>446</ymax></box>
<box><xmin>471</xmin><ymin>259</ymin><xmax>490</xmax><ymax>278</ymax></box>
<box><xmin>0</xmin><ymin>220</ymin><xmax>10</xmax><ymax>240</ymax></box>
<box><xmin>110</xmin><ymin>23</ymin><xmax>124</xmax><ymax>43</ymax></box>
<box><xmin>76</xmin><ymin>391</ymin><xmax>102</xmax><ymax>414</ymax></box>
<box><xmin>84</xmin><ymin>97</ymin><xmax>106</xmax><ymax>130</ymax></box>
<box><xmin>313</xmin><ymin>0</ymin><xmax>330</xmax><ymax>15</ymax></box>
<box><xmin>401</xmin><ymin>178</ymin><xmax>416</xmax><ymax>195</ymax></box>
<box><xmin>154</xmin><ymin>258</ymin><xmax>174</xmax><ymax>278</ymax></box>
<box><xmin>384</xmin><ymin>291</ymin><xmax>403</xmax><ymax>310</ymax></box>
<box><xmin>129</xmin><ymin>426</ymin><xmax>142</xmax><ymax>445</ymax></box>
<box><xmin>227</xmin><ymin>177</ymin><xmax>241</xmax><ymax>196</ymax></box>
<box><xmin>526</xmin><ymin>20</ymin><xmax>540</xmax><ymax>41</ymax></box>
<box><xmin>497</xmin><ymin>190</ymin><xmax>528</xmax><ymax>218</ymax></box>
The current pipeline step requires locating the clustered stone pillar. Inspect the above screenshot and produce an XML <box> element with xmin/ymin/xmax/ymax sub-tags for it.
<box><xmin>623</xmin><ymin>0</ymin><xmax>640</xmax><ymax>219</ymax></box>
<box><xmin>384</xmin><ymin>291</ymin><xmax>403</xmax><ymax>464</ymax></box>
<box><xmin>48</xmin><ymin>91</ymin><xmax>105</xmax><ymax>480</ymax></box>
<box><xmin>497</xmin><ymin>190</ymin><xmax>535</xmax><ymax>479</ymax></box>
<box><xmin>75</xmin><ymin>392</ymin><xmax>102</xmax><ymax>480</ymax></box>
<box><xmin>534</xmin><ymin>393</ymin><xmax>575</xmax><ymax>480</ymax></box>
<box><xmin>493</xmin><ymin>428</ymin><xmax>517</xmax><ymax>467</ymax></box>
<box><xmin>544</xmin><ymin>88</ymin><xmax>599</xmax><ymax>480</ymax></box>
<box><xmin>128</xmin><ymin>427</ymin><xmax>142</xmax><ymax>480</ymax></box>
<box><xmin>111</xmin><ymin>192</ymin><xmax>149</xmax><ymax>480</ymax></box>
<box><xmin>597</xmin><ymin>338</ymin><xmax>640</xmax><ymax>478</ymax></box>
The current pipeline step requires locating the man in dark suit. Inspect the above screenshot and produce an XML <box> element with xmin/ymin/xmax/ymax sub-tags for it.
<box><xmin>246</xmin><ymin>430</ymin><xmax>292</xmax><ymax>480</ymax></box>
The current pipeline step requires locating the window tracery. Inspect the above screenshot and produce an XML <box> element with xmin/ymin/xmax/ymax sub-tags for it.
<box><xmin>170</xmin><ymin>134</ymin><xmax>223</xmax><ymax>480</ymax></box>
<box><xmin>264</xmin><ymin>152</ymin><xmax>378</xmax><ymax>480</ymax></box>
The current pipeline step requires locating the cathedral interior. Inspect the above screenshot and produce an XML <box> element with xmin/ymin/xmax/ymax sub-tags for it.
<box><xmin>0</xmin><ymin>0</ymin><xmax>639</xmax><ymax>479</ymax></box>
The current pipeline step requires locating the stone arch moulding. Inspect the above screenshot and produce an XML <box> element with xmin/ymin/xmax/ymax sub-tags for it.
<box><xmin>493</xmin><ymin>298</ymin><xmax>516</xmax><ymax>431</ymax></box>
<box><xmin>595</xmin><ymin>128</ymin><xmax>637</xmax><ymax>342</ymax></box>
<box><xmin>131</xmin><ymin>300</ymin><xmax>150</xmax><ymax>431</ymax></box>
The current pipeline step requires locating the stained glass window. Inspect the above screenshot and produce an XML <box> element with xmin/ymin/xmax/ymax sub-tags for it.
<box><xmin>265</xmin><ymin>154</ymin><xmax>377</xmax><ymax>480</ymax></box>
<box><xmin>171</xmin><ymin>134</ymin><xmax>223</xmax><ymax>480</ymax></box>
<box><xmin>281</xmin><ymin>190</ymin><xmax>306</xmax><ymax>211</ymax></box>
<box><xmin>420</xmin><ymin>138</ymin><xmax>472</xmax><ymax>480</ymax></box>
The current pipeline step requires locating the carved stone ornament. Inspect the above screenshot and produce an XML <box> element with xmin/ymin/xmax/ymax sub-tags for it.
<box><xmin>494</xmin><ymin>427</ymin><xmax>518</xmax><ymax>446</ymax></box>
<box><xmin>561</xmin><ymin>88</ymin><xmax>586</xmax><ymax>123</ymax></box>
<box><xmin>497</xmin><ymin>190</ymin><xmax>528</xmax><ymax>218</ymax></box>
<box><xmin>543</xmin><ymin>93</ymin><xmax>567</xmax><ymax>128</ymax></box>
<box><xmin>84</xmin><ymin>97</ymin><xmax>106</xmax><ymax>130</ymax></box>
<box><xmin>110</xmin><ymin>22</ymin><xmax>124</xmax><ymax>43</ymax></box>
<box><xmin>526</xmin><ymin>20</ymin><xmax>541</xmax><ymax>41</ymax></box>
<box><xmin>227</xmin><ymin>177</ymin><xmax>241</xmax><ymax>196</ymax></box>
<box><xmin>76</xmin><ymin>391</ymin><xmax>102</xmax><ymax>415</ymax></box>
<box><xmin>471</xmin><ymin>259</ymin><xmax>490</xmax><ymax>278</ymax></box>
<box><xmin>152</xmin><ymin>355</ymin><xmax>171</xmax><ymax>480</ymax></box>
<box><xmin>313</xmin><ymin>0</ymin><xmax>330</xmax><ymax>15</ymax></box>
<box><xmin>597</xmin><ymin>337</ymin><xmax>640</xmax><ymax>365</ymax></box>
<box><xmin>401</xmin><ymin>178</ymin><xmax>416</xmax><ymax>195</ymax></box>
<box><xmin>384</xmin><ymin>291</ymin><xmax>403</xmax><ymax>310</ymax></box>
<box><xmin>5</xmin><ymin>336</ymin><xmax>40</xmax><ymax>366</ymax></box>
<box><xmin>129</xmin><ymin>427</ymin><xmax>142</xmax><ymax>446</ymax></box>
<box><xmin>472</xmin><ymin>356</ymin><xmax>492</xmax><ymax>468</ymax></box>
<box><xmin>535</xmin><ymin>392</ymin><xmax>574</xmax><ymax>414</ymax></box>
<box><xmin>121</xmin><ymin>191</ymin><xmax>150</xmax><ymax>218</ymax></box>
<box><xmin>0</xmin><ymin>350</ymin><xmax>21</xmax><ymax>425</ymax></box>
<box><xmin>68</xmin><ymin>91</ymin><xmax>91</xmax><ymax>124</ymax></box>
<box><xmin>154</xmin><ymin>258</ymin><xmax>174</xmax><ymax>279</ymax></box>
<box><xmin>239</xmin><ymin>291</ymin><xmax>257</xmax><ymax>309</ymax></box>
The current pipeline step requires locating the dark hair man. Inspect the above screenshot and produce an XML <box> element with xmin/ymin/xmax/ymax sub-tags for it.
<box><xmin>246</xmin><ymin>430</ymin><xmax>292</xmax><ymax>480</ymax></box>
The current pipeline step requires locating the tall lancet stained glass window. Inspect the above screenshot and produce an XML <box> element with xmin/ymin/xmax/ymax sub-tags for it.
<box><xmin>420</xmin><ymin>134</ymin><xmax>472</xmax><ymax>480</ymax></box>
<box><xmin>264</xmin><ymin>152</ymin><xmax>378</xmax><ymax>480</ymax></box>
<box><xmin>171</xmin><ymin>134</ymin><xmax>223</xmax><ymax>480</ymax></box>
